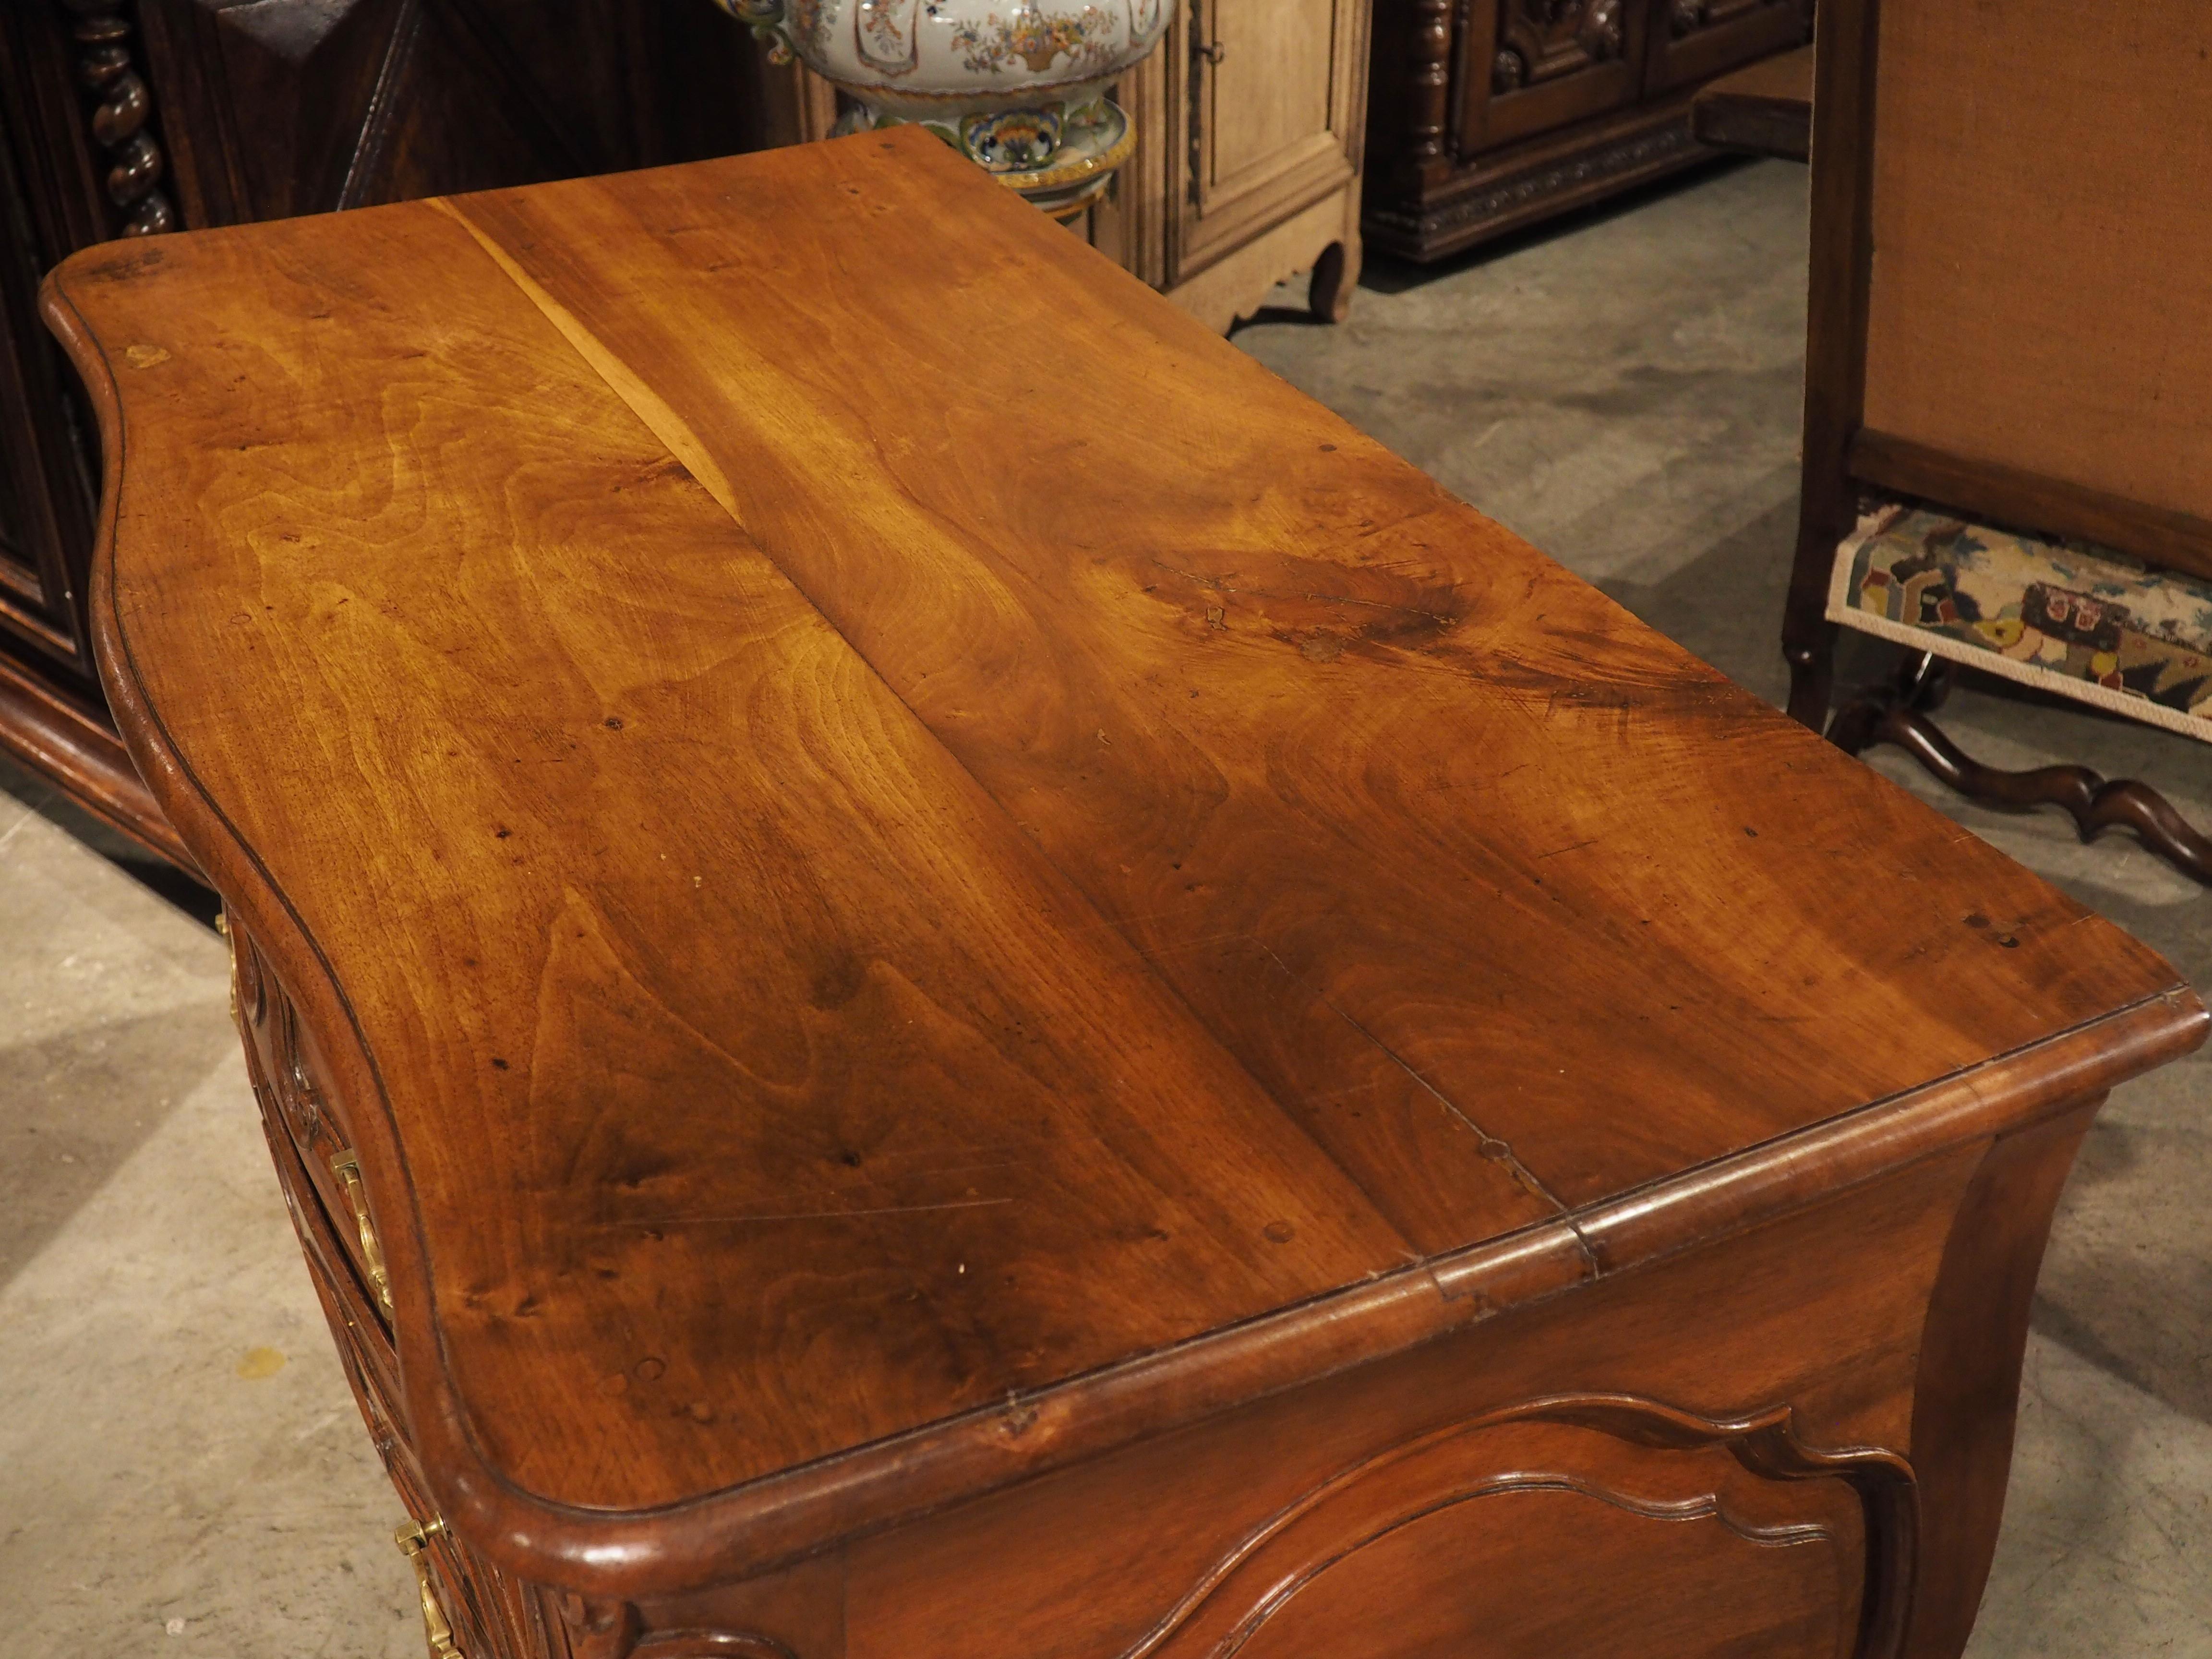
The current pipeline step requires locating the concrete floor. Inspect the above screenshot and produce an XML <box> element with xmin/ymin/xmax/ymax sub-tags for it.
<box><xmin>3</xmin><ymin>156</ymin><xmax>2205</xmax><ymax>1654</ymax></box>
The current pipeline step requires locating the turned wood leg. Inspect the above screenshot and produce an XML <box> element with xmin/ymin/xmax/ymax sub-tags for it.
<box><xmin>1830</xmin><ymin>654</ymin><xmax>2212</xmax><ymax>884</ymax></box>
<box><xmin>1308</xmin><ymin>240</ymin><xmax>1358</xmax><ymax>324</ymax></box>
<box><xmin>1904</xmin><ymin>1102</ymin><xmax>2099</xmax><ymax>1659</ymax></box>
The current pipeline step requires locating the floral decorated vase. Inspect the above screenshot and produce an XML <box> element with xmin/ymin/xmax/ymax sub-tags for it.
<box><xmin>714</xmin><ymin>0</ymin><xmax>1173</xmax><ymax>214</ymax></box>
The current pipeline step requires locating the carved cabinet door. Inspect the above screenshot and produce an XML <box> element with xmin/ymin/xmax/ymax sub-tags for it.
<box><xmin>0</xmin><ymin>6</ymin><xmax>102</xmax><ymax>689</ymax></box>
<box><xmin>1175</xmin><ymin>0</ymin><xmax>1365</xmax><ymax>274</ymax></box>
<box><xmin>1457</xmin><ymin>0</ymin><xmax>1653</xmax><ymax>155</ymax></box>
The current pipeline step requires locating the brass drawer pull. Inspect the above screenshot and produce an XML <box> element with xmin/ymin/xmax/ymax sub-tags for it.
<box><xmin>216</xmin><ymin>911</ymin><xmax>235</xmax><ymax>1028</ymax></box>
<box><xmin>395</xmin><ymin>1518</ymin><xmax>464</xmax><ymax>1659</ymax></box>
<box><xmin>330</xmin><ymin>1150</ymin><xmax>396</xmax><ymax>1315</ymax></box>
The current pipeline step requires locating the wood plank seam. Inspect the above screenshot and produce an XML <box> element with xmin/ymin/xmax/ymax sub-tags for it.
<box><xmin>423</xmin><ymin>188</ymin><xmax>1578</xmax><ymax>1243</ymax></box>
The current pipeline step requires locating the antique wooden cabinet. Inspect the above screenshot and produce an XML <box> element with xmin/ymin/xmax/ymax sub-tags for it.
<box><xmin>0</xmin><ymin>0</ymin><xmax>777</xmax><ymax>864</ymax></box>
<box><xmin>1087</xmin><ymin>0</ymin><xmax>1371</xmax><ymax>330</ymax></box>
<box><xmin>47</xmin><ymin>132</ymin><xmax>2207</xmax><ymax>1659</ymax></box>
<box><xmin>1362</xmin><ymin>0</ymin><xmax>1812</xmax><ymax>261</ymax></box>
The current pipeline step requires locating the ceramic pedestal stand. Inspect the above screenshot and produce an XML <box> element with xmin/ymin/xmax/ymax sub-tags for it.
<box><xmin>717</xmin><ymin>0</ymin><xmax>1169</xmax><ymax>219</ymax></box>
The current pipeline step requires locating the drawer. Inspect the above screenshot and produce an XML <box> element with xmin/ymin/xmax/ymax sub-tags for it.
<box><xmin>226</xmin><ymin>914</ymin><xmax>394</xmax><ymax>1327</ymax></box>
<box><xmin>297</xmin><ymin>1186</ymin><xmax>561</xmax><ymax>1659</ymax></box>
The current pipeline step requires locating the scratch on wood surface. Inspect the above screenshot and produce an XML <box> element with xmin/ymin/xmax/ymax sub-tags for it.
<box><xmin>1536</xmin><ymin>838</ymin><xmax>1597</xmax><ymax>860</ymax></box>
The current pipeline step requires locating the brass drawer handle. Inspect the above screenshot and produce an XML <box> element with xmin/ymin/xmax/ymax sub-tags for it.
<box><xmin>330</xmin><ymin>1150</ymin><xmax>396</xmax><ymax>1315</ymax></box>
<box><xmin>217</xmin><ymin>910</ymin><xmax>242</xmax><ymax>1032</ymax></box>
<box><xmin>396</xmin><ymin>1518</ymin><xmax>465</xmax><ymax>1659</ymax></box>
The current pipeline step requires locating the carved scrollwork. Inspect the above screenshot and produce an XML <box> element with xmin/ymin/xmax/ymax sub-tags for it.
<box><xmin>557</xmin><ymin>1599</ymin><xmax>803</xmax><ymax>1659</ymax></box>
<box><xmin>1491</xmin><ymin>48</ymin><xmax>1527</xmax><ymax>93</ymax></box>
<box><xmin>58</xmin><ymin>0</ymin><xmax>178</xmax><ymax>237</ymax></box>
<box><xmin>1495</xmin><ymin>0</ymin><xmax>1624</xmax><ymax>90</ymax></box>
<box><xmin>1670</xmin><ymin>0</ymin><xmax>1706</xmax><ymax>36</ymax></box>
<box><xmin>1575</xmin><ymin>0</ymin><xmax>1623</xmax><ymax>60</ymax></box>
<box><xmin>1117</xmin><ymin>1393</ymin><xmax>1917</xmax><ymax>1659</ymax></box>
<box><xmin>561</xmin><ymin>1597</ymin><xmax>645</xmax><ymax>1659</ymax></box>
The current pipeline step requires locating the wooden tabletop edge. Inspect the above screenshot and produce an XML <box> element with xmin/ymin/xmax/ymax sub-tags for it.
<box><xmin>406</xmin><ymin>986</ymin><xmax>2202</xmax><ymax>1595</ymax></box>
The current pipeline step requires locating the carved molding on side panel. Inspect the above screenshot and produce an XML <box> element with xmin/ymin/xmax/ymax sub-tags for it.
<box><xmin>58</xmin><ymin>0</ymin><xmax>178</xmax><ymax>235</ymax></box>
<box><xmin>1121</xmin><ymin>1393</ymin><xmax>1917</xmax><ymax>1659</ymax></box>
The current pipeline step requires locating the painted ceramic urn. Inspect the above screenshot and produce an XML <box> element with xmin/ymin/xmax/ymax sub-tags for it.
<box><xmin>716</xmin><ymin>0</ymin><xmax>1172</xmax><ymax>215</ymax></box>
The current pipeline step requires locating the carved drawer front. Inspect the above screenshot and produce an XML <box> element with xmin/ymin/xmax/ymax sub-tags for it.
<box><xmin>1129</xmin><ymin>1399</ymin><xmax>1907</xmax><ymax>1659</ymax></box>
<box><xmin>225</xmin><ymin>916</ymin><xmax>394</xmax><ymax>1325</ymax></box>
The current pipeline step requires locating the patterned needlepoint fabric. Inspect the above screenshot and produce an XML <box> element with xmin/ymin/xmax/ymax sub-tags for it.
<box><xmin>1828</xmin><ymin>500</ymin><xmax>2212</xmax><ymax>745</ymax></box>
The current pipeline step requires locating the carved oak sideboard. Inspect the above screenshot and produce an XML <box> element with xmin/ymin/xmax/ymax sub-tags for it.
<box><xmin>46</xmin><ymin>130</ymin><xmax>2205</xmax><ymax>1659</ymax></box>
<box><xmin>1362</xmin><ymin>0</ymin><xmax>1813</xmax><ymax>260</ymax></box>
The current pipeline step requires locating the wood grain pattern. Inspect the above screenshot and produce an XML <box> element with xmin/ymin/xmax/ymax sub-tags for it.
<box><xmin>43</xmin><ymin>130</ymin><xmax>2206</xmax><ymax>1603</ymax></box>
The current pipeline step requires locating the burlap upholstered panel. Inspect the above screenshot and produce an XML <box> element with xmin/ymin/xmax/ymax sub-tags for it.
<box><xmin>1862</xmin><ymin>0</ymin><xmax>2212</xmax><ymax>529</ymax></box>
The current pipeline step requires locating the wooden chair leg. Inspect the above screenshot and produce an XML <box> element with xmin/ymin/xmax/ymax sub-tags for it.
<box><xmin>1782</xmin><ymin>514</ymin><xmax>1845</xmax><ymax>732</ymax></box>
<box><xmin>1831</xmin><ymin>653</ymin><xmax>2212</xmax><ymax>884</ymax></box>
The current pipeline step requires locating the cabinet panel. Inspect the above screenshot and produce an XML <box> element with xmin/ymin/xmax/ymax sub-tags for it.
<box><xmin>1182</xmin><ymin>0</ymin><xmax>1363</xmax><ymax>269</ymax></box>
<box><xmin>1459</xmin><ymin>0</ymin><xmax>1649</xmax><ymax>153</ymax></box>
<box><xmin>1208</xmin><ymin>0</ymin><xmax>1335</xmax><ymax>187</ymax></box>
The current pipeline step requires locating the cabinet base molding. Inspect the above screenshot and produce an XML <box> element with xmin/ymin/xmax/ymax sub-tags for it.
<box><xmin>1365</xmin><ymin>98</ymin><xmax>1713</xmax><ymax>262</ymax></box>
<box><xmin>1166</xmin><ymin>180</ymin><xmax>1363</xmax><ymax>335</ymax></box>
<box><xmin>0</xmin><ymin>652</ymin><xmax>189</xmax><ymax>866</ymax></box>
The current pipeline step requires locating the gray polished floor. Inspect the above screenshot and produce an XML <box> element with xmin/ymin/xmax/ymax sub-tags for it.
<box><xmin>2</xmin><ymin>156</ymin><xmax>2204</xmax><ymax>1655</ymax></box>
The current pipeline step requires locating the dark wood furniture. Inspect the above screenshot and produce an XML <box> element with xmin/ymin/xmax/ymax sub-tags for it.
<box><xmin>48</xmin><ymin>129</ymin><xmax>2207</xmax><ymax>1659</ymax></box>
<box><xmin>1784</xmin><ymin>0</ymin><xmax>2212</xmax><ymax>881</ymax></box>
<box><xmin>1361</xmin><ymin>0</ymin><xmax>1812</xmax><ymax>262</ymax></box>
<box><xmin>1691</xmin><ymin>42</ymin><xmax>1811</xmax><ymax>161</ymax></box>
<box><xmin>0</xmin><ymin>0</ymin><xmax>777</xmax><ymax>867</ymax></box>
